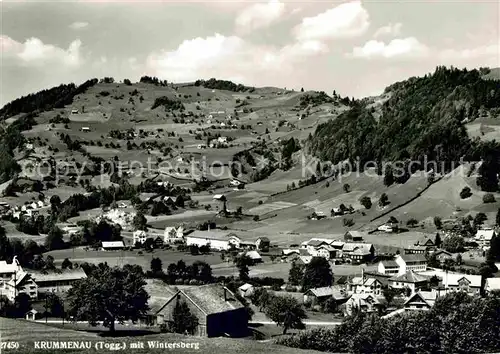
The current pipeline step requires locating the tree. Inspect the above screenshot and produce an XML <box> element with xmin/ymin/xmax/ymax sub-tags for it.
<box><xmin>302</xmin><ymin>257</ymin><xmax>333</xmax><ymax>292</ymax></box>
<box><xmin>487</xmin><ymin>234</ymin><xmax>500</xmax><ymax>263</ymax></box>
<box><xmin>249</xmin><ymin>287</ymin><xmax>272</xmax><ymax>311</ymax></box>
<box><xmin>133</xmin><ymin>212</ymin><xmax>148</xmax><ymax>231</ymax></box>
<box><xmin>359</xmin><ymin>196</ymin><xmax>372</xmax><ymax>209</ymax></box>
<box><xmin>44</xmin><ymin>293</ymin><xmax>64</xmax><ymax>317</ymax></box>
<box><xmin>265</xmin><ymin>295</ymin><xmax>307</xmax><ymax>334</ymax></box>
<box><xmin>474</xmin><ymin>212</ymin><xmax>488</xmax><ymax>227</ymax></box>
<box><xmin>455</xmin><ymin>253</ymin><xmax>462</xmax><ymax>265</ymax></box>
<box><xmin>61</xmin><ymin>258</ymin><xmax>73</xmax><ymax>270</ymax></box>
<box><xmin>301</xmin><ymin>87</ymin><xmax>304</xmax><ymax>92</ymax></box>
<box><xmin>383</xmin><ymin>165</ymin><xmax>394</xmax><ymax>186</ymax></box>
<box><xmin>434</xmin><ymin>216</ymin><xmax>443</xmax><ymax>229</ymax></box>
<box><xmin>477</xmin><ymin>154</ymin><xmax>500</xmax><ymax>192</ymax></box>
<box><xmin>235</xmin><ymin>255</ymin><xmax>252</xmax><ymax>282</ymax></box>
<box><xmin>66</xmin><ymin>264</ymin><xmax>149</xmax><ymax>332</ymax></box>
<box><xmin>343</xmin><ymin>184</ymin><xmax>350</xmax><ymax>193</ymax></box>
<box><xmin>435</xmin><ymin>233</ymin><xmax>442</xmax><ymax>248</ymax></box>
<box><xmin>288</xmin><ymin>262</ymin><xmax>304</xmax><ymax>286</ymax></box>
<box><xmin>483</xmin><ymin>193</ymin><xmax>496</xmax><ymax>203</ymax></box>
<box><xmin>45</xmin><ymin>226</ymin><xmax>65</xmax><ymax>250</ymax></box>
<box><xmin>379</xmin><ymin>193</ymin><xmax>389</xmax><ymax>207</ymax></box>
<box><xmin>406</xmin><ymin>218</ymin><xmax>419</xmax><ymax>228</ymax></box>
<box><xmin>171</xmin><ymin>300</ymin><xmax>198</xmax><ymax>334</ymax></box>
<box><xmin>442</xmin><ymin>234</ymin><xmax>465</xmax><ymax>253</ymax></box>
<box><xmin>150</xmin><ymin>257</ymin><xmax>163</xmax><ymax>273</ymax></box>
<box><xmin>496</xmin><ymin>208</ymin><xmax>500</xmax><ymax>227</ymax></box>
<box><xmin>460</xmin><ymin>186</ymin><xmax>472</xmax><ymax>199</ymax></box>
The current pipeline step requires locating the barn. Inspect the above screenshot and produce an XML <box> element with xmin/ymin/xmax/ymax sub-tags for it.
<box><xmin>154</xmin><ymin>284</ymin><xmax>249</xmax><ymax>337</ymax></box>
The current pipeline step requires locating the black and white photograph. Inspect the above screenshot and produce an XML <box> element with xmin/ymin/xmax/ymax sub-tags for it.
<box><xmin>0</xmin><ymin>0</ymin><xmax>499</xmax><ymax>352</ymax></box>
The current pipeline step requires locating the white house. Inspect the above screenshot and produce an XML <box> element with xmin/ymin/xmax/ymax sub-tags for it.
<box><xmin>185</xmin><ymin>230</ymin><xmax>241</xmax><ymax>251</ymax></box>
<box><xmin>31</xmin><ymin>269</ymin><xmax>87</xmax><ymax>294</ymax></box>
<box><xmin>0</xmin><ymin>257</ymin><xmax>23</xmax><ymax>283</ymax></box>
<box><xmin>485</xmin><ymin>278</ymin><xmax>500</xmax><ymax>294</ymax></box>
<box><xmin>351</xmin><ymin>276</ymin><xmax>384</xmax><ymax>295</ymax></box>
<box><xmin>389</xmin><ymin>271</ymin><xmax>430</xmax><ymax>294</ymax></box>
<box><xmin>395</xmin><ymin>254</ymin><xmax>427</xmax><ymax>275</ymax></box>
<box><xmin>133</xmin><ymin>230</ymin><xmax>148</xmax><ymax>245</ymax></box>
<box><xmin>475</xmin><ymin>228</ymin><xmax>496</xmax><ymax>248</ymax></box>
<box><xmin>101</xmin><ymin>241</ymin><xmax>125</xmax><ymax>251</ymax></box>
<box><xmin>377</xmin><ymin>260</ymin><xmax>400</xmax><ymax>275</ymax></box>
<box><xmin>164</xmin><ymin>226</ymin><xmax>184</xmax><ymax>244</ymax></box>
<box><xmin>2</xmin><ymin>271</ymin><xmax>37</xmax><ymax>302</ymax></box>
<box><xmin>81</xmin><ymin>127</ymin><xmax>90</xmax><ymax>132</ymax></box>
<box><xmin>443</xmin><ymin>273</ymin><xmax>482</xmax><ymax>295</ymax></box>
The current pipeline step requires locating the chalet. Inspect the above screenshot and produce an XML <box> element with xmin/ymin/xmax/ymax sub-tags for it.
<box><xmin>344</xmin><ymin>231</ymin><xmax>365</xmax><ymax>242</ymax></box>
<box><xmin>434</xmin><ymin>250</ymin><xmax>454</xmax><ymax>264</ymax></box>
<box><xmin>342</xmin><ymin>243</ymin><xmax>374</xmax><ymax>263</ymax></box>
<box><xmin>377</xmin><ymin>260</ymin><xmax>399</xmax><ymax>275</ymax></box>
<box><xmin>2</xmin><ymin>271</ymin><xmax>37</xmax><ymax>301</ymax></box>
<box><xmin>404</xmin><ymin>245</ymin><xmax>427</xmax><ymax>255</ymax></box>
<box><xmin>153</xmin><ymin>236</ymin><xmax>164</xmax><ymax>248</ymax></box>
<box><xmin>443</xmin><ymin>273</ymin><xmax>482</xmax><ymax>295</ymax></box>
<box><xmin>345</xmin><ymin>293</ymin><xmax>382</xmax><ymax>316</ymax></box>
<box><xmin>313</xmin><ymin>245</ymin><xmax>337</xmax><ymax>260</ymax></box>
<box><xmin>295</xmin><ymin>256</ymin><xmax>313</xmax><ymax>265</ymax></box>
<box><xmin>255</xmin><ymin>237</ymin><xmax>270</xmax><ymax>251</ymax></box>
<box><xmin>474</xmin><ymin>228</ymin><xmax>496</xmax><ymax>248</ymax></box>
<box><xmin>389</xmin><ymin>271</ymin><xmax>429</xmax><ymax>294</ymax></box>
<box><xmin>415</xmin><ymin>235</ymin><xmax>435</xmax><ymax>249</ymax></box>
<box><xmin>164</xmin><ymin>226</ymin><xmax>184</xmax><ymax>244</ymax></box>
<box><xmin>133</xmin><ymin>230</ymin><xmax>148</xmax><ymax>245</ymax></box>
<box><xmin>303</xmin><ymin>286</ymin><xmax>349</xmax><ymax>307</ymax></box>
<box><xmin>101</xmin><ymin>241</ymin><xmax>125</xmax><ymax>251</ymax></box>
<box><xmin>350</xmin><ymin>276</ymin><xmax>384</xmax><ymax>295</ymax></box>
<box><xmin>395</xmin><ymin>254</ymin><xmax>427</xmax><ymax>275</ymax></box>
<box><xmin>404</xmin><ymin>290</ymin><xmax>438</xmax><ymax>311</ymax></box>
<box><xmin>154</xmin><ymin>284</ymin><xmax>248</xmax><ymax>337</ymax></box>
<box><xmin>242</xmin><ymin>250</ymin><xmax>262</xmax><ymax>265</ymax></box>
<box><xmin>485</xmin><ymin>278</ymin><xmax>500</xmax><ymax>294</ymax></box>
<box><xmin>30</xmin><ymin>269</ymin><xmax>87</xmax><ymax>294</ymax></box>
<box><xmin>185</xmin><ymin>230</ymin><xmax>241</xmax><ymax>251</ymax></box>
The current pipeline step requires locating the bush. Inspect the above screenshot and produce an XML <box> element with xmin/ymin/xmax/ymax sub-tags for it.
<box><xmin>359</xmin><ymin>196</ymin><xmax>372</xmax><ymax>209</ymax></box>
<box><xmin>483</xmin><ymin>193</ymin><xmax>496</xmax><ymax>203</ymax></box>
<box><xmin>460</xmin><ymin>186</ymin><xmax>472</xmax><ymax>199</ymax></box>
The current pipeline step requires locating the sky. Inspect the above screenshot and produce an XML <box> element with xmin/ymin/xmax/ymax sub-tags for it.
<box><xmin>0</xmin><ymin>0</ymin><xmax>499</xmax><ymax>106</ymax></box>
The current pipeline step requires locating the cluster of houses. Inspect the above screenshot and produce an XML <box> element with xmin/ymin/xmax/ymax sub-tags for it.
<box><xmin>0</xmin><ymin>257</ymin><xmax>87</xmax><ymax>302</ymax></box>
<box><xmin>1</xmin><ymin>200</ymin><xmax>47</xmax><ymax>219</ymax></box>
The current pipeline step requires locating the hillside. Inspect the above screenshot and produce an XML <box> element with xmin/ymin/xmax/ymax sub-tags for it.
<box><xmin>308</xmin><ymin>66</ymin><xmax>500</xmax><ymax>168</ymax></box>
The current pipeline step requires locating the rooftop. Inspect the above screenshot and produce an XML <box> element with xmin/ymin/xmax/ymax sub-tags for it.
<box><xmin>398</xmin><ymin>254</ymin><xmax>427</xmax><ymax>263</ymax></box>
<box><xmin>30</xmin><ymin>269</ymin><xmax>87</xmax><ymax>283</ymax></box>
<box><xmin>389</xmin><ymin>270</ymin><xmax>429</xmax><ymax>283</ymax></box>
<box><xmin>180</xmin><ymin>284</ymin><xmax>244</xmax><ymax>315</ymax></box>
<box><xmin>188</xmin><ymin>230</ymin><xmax>239</xmax><ymax>241</ymax></box>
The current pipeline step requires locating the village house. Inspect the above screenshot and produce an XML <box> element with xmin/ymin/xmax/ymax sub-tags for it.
<box><xmin>241</xmin><ymin>250</ymin><xmax>262</xmax><ymax>265</ymax></box>
<box><xmin>377</xmin><ymin>260</ymin><xmax>400</xmax><ymax>275</ymax></box>
<box><xmin>349</xmin><ymin>271</ymin><xmax>384</xmax><ymax>295</ymax></box>
<box><xmin>238</xmin><ymin>283</ymin><xmax>254</xmax><ymax>298</ymax></box>
<box><xmin>153</xmin><ymin>284</ymin><xmax>248</xmax><ymax>337</ymax></box>
<box><xmin>433</xmin><ymin>250</ymin><xmax>454</xmax><ymax>264</ymax></box>
<box><xmin>303</xmin><ymin>286</ymin><xmax>349</xmax><ymax>308</ymax></box>
<box><xmin>474</xmin><ymin>228</ymin><xmax>496</xmax><ymax>248</ymax></box>
<box><xmin>389</xmin><ymin>271</ymin><xmax>430</xmax><ymax>294</ymax></box>
<box><xmin>2</xmin><ymin>271</ymin><xmax>38</xmax><ymax>302</ymax></box>
<box><xmin>133</xmin><ymin>230</ymin><xmax>148</xmax><ymax>245</ymax></box>
<box><xmin>419</xmin><ymin>269</ymin><xmax>482</xmax><ymax>295</ymax></box>
<box><xmin>0</xmin><ymin>257</ymin><xmax>23</xmax><ymax>283</ymax></box>
<box><xmin>414</xmin><ymin>235</ymin><xmax>436</xmax><ymax>250</ymax></box>
<box><xmin>255</xmin><ymin>237</ymin><xmax>270</xmax><ymax>251</ymax></box>
<box><xmin>101</xmin><ymin>241</ymin><xmax>125</xmax><ymax>251</ymax></box>
<box><xmin>342</xmin><ymin>243</ymin><xmax>374</xmax><ymax>263</ymax></box>
<box><xmin>164</xmin><ymin>226</ymin><xmax>184</xmax><ymax>244</ymax></box>
<box><xmin>404</xmin><ymin>245</ymin><xmax>427</xmax><ymax>254</ymax></box>
<box><xmin>344</xmin><ymin>231</ymin><xmax>365</xmax><ymax>242</ymax></box>
<box><xmin>344</xmin><ymin>293</ymin><xmax>382</xmax><ymax>316</ymax></box>
<box><xmin>185</xmin><ymin>230</ymin><xmax>241</xmax><ymax>251</ymax></box>
<box><xmin>30</xmin><ymin>268</ymin><xmax>87</xmax><ymax>294</ymax></box>
<box><xmin>395</xmin><ymin>254</ymin><xmax>427</xmax><ymax>275</ymax></box>
<box><xmin>404</xmin><ymin>290</ymin><xmax>439</xmax><ymax>311</ymax></box>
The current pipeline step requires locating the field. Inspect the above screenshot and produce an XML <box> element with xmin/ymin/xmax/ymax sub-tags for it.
<box><xmin>0</xmin><ymin>317</ymin><xmax>321</xmax><ymax>354</ymax></box>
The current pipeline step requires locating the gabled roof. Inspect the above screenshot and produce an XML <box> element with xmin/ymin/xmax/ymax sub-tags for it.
<box><xmin>380</xmin><ymin>260</ymin><xmax>399</xmax><ymax>269</ymax></box>
<box><xmin>187</xmin><ymin>230</ymin><xmax>239</xmax><ymax>241</ymax></box>
<box><xmin>343</xmin><ymin>242</ymin><xmax>373</xmax><ymax>252</ymax></box>
<box><xmin>434</xmin><ymin>250</ymin><xmax>453</xmax><ymax>257</ymax></box>
<box><xmin>159</xmin><ymin>284</ymin><xmax>244</xmax><ymax>316</ymax></box>
<box><xmin>398</xmin><ymin>254</ymin><xmax>427</xmax><ymax>264</ymax></box>
<box><xmin>305</xmin><ymin>286</ymin><xmax>348</xmax><ymax>299</ymax></box>
<box><xmin>31</xmin><ymin>269</ymin><xmax>87</xmax><ymax>283</ymax></box>
<box><xmin>404</xmin><ymin>291</ymin><xmax>437</xmax><ymax>308</ymax></box>
<box><xmin>475</xmin><ymin>229</ymin><xmax>495</xmax><ymax>240</ymax></box>
<box><xmin>244</xmin><ymin>250</ymin><xmax>262</xmax><ymax>260</ymax></box>
<box><xmin>345</xmin><ymin>231</ymin><xmax>366</xmax><ymax>238</ymax></box>
<box><xmin>238</xmin><ymin>283</ymin><xmax>254</xmax><ymax>291</ymax></box>
<box><xmin>308</xmin><ymin>239</ymin><xmax>328</xmax><ymax>247</ymax></box>
<box><xmin>389</xmin><ymin>271</ymin><xmax>429</xmax><ymax>283</ymax></box>
<box><xmin>101</xmin><ymin>241</ymin><xmax>125</xmax><ymax>248</ymax></box>
<box><xmin>445</xmin><ymin>274</ymin><xmax>481</xmax><ymax>288</ymax></box>
<box><xmin>415</xmin><ymin>236</ymin><xmax>435</xmax><ymax>246</ymax></box>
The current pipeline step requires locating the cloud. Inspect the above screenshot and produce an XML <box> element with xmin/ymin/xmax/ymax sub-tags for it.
<box><xmin>373</xmin><ymin>23</ymin><xmax>402</xmax><ymax>38</ymax></box>
<box><xmin>1</xmin><ymin>35</ymin><xmax>84</xmax><ymax>67</ymax></box>
<box><xmin>350</xmin><ymin>37</ymin><xmax>430</xmax><ymax>59</ymax></box>
<box><xmin>293</xmin><ymin>1</ymin><xmax>370</xmax><ymax>41</ymax></box>
<box><xmin>439</xmin><ymin>44</ymin><xmax>499</xmax><ymax>61</ymax></box>
<box><xmin>235</xmin><ymin>0</ymin><xmax>285</xmax><ymax>33</ymax></box>
<box><xmin>146</xmin><ymin>33</ymin><xmax>325</xmax><ymax>84</ymax></box>
<box><xmin>69</xmin><ymin>21</ymin><xmax>89</xmax><ymax>30</ymax></box>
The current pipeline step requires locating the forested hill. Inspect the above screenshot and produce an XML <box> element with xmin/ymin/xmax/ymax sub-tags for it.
<box><xmin>308</xmin><ymin>66</ymin><xmax>500</xmax><ymax>169</ymax></box>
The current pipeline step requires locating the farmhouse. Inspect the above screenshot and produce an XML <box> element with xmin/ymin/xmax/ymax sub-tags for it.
<box><xmin>2</xmin><ymin>271</ymin><xmax>37</xmax><ymax>301</ymax></box>
<box><xmin>345</xmin><ymin>293</ymin><xmax>382</xmax><ymax>316</ymax></box>
<box><xmin>344</xmin><ymin>231</ymin><xmax>365</xmax><ymax>242</ymax></box>
<box><xmin>433</xmin><ymin>250</ymin><xmax>454</xmax><ymax>264</ymax></box>
<box><xmin>164</xmin><ymin>226</ymin><xmax>184</xmax><ymax>243</ymax></box>
<box><xmin>133</xmin><ymin>230</ymin><xmax>148</xmax><ymax>245</ymax></box>
<box><xmin>186</xmin><ymin>230</ymin><xmax>241</xmax><ymax>251</ymax></box>
<box><xmin>395</xmin><ymin>254</ymin><xmax>427</xmax><ymax>275</ymax></box>
<box><xmin>154</xmin><ymin>284</ymin><xmax>248</xmax><ymax>337</ymax></box>
<box><xmin>342</xmin><ymin>243</ymin><xmax>374</xmax><ymax>263</ymax></box>
<box><xmin>303</xmin><ymin>286</ymin><xmax>349</xmax><ymax>307</ymax></box>
<box><xmin>377</xmin><ymin>260</ymin><xmax>399</xmax><ymax>275</ymax></box>
<box><xmin>474</xmin><ymin>228</ymin><xmax>496</xmax><ymax>248</ymax></box>
<box><xmin>389</xmin><ymin>271</ymin><xmax>429</xmax><ymax>294</ymax></box>
<box><xmin>241</xmin><ymin>250</ymin><xmax>262</xmax><ymax>264</ymax></box>
<box><xmin>30</xmin><ymin>269</ymin><xmax>87</xmax><ymax>294</ymax></box>
<box><xmin>101</xmin><ymin>241</ymin><xmax>125</xmax><ymax>251</ymax></box>
<box><xmin>414</xmin><ymin>235</ymin><xmax>435</xmax><ymax>249</ymax></box>
<box><xmin>404</xmin><ymin>290</ymin><xmax>439</xmax><ymax>311</ymax></box>
<box><xmin>255</xmin><ymin>237</ymin><xmax>270</xmax><ymax>251</ymax></box>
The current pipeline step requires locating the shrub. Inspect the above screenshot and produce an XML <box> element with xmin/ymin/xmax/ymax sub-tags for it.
<box><xmin>460</xmin><ymin>186</ymin><xmax>472</xmax><ymax>199</ymax></box>
<box><xmin>483</xmin><ymin>193</ymin><xmax>496</xmax><ymax>203</ymax></box>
